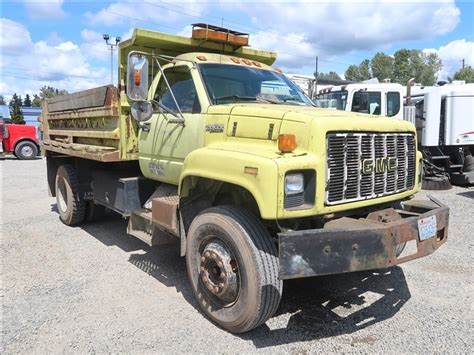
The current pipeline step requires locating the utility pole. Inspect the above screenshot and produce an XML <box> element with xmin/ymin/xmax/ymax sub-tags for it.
<box><xmin>462</xmin><ymin>59</ymin><xmax>465</xmax><ymax>69</ymax></box>
<box><xmin>103</xmin><ymin>34</ymin><xmax>121</xmax><ymax>85</ymax></box>
<box><xmin>314</xmin><ymin>56</ymin><xmax>319</xmax><ymax>98</ymax></box>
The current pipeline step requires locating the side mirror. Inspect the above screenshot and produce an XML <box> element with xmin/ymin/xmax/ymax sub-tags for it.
<box><xmin>127</xmin><ymin>52</ymin><xmax>149</xmax><ymax>101</ymax></box>
<box><xmin>131</xmin><ymin>101</ymin><xmax>153</xmax><ymax>122</ymax></box>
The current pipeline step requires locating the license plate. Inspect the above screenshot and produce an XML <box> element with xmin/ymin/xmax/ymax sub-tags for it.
<box><xmin>418</xmin><ymin>215</ymin><xmax>437</xmax><ymax>241</ymax></box>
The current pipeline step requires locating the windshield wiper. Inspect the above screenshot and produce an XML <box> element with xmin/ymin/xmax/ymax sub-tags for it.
<box><xmin>213</xmin><ymin>95</ymin><xmax>279</xmax><ymax>104</ymax></box>
<box><xmin>214</xmin><ymin>95</ymin><xmax>258</xmax><ymax>103</ymax></box>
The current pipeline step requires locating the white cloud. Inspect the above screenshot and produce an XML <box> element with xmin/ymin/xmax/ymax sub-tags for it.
<box><xmin>0</xmin><ymin>18</ymin><xmax>33</xmax><ymax>55</ymax></box>
<box><xmin>23</xmin><ymin>0</ymin><xmax>66</xmax><ymax>19</ymax></box>
<box><xmin>238</xmin><ymin>1</ymin><xmax>461</xmax><ymax>70</ymax></box>
<box><xmin>1</xmin><ymin>19</ymin><xmax>108</xmax><ymax>99</ymax></box>
<box><xmin>425</xmin><ymin>39</ymin><xmax>474</xmax><ymax>80</ymax></box>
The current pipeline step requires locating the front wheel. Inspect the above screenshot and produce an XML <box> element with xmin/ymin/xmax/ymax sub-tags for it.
<box><xmin>15</xmin><ymin>141</ymin><xmax>38</xmax><ymax>160</ymax></box>
<box><xmin>186</xmin><ymin>206</ymin><xmax>282</xmax><ymax>333</ymax></box>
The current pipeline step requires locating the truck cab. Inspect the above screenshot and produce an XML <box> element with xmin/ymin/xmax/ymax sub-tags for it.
<box><xmin>0</xmin><ymin>116</ymin><xmax>40</xmax><ymax>159</ymax></box>
<box><xmin>314</xmin><ymin>83</ymin><xmax>404</xmax><ymax>119</ymax></box>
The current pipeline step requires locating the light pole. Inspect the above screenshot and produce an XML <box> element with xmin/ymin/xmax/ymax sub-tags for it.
<box><xmin>103</xmin><ymin>34</ymin><xmax>121</xmax><ymax>85</ymax></box>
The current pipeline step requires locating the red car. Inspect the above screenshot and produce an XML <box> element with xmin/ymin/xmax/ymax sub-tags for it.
<box><xmin>0</xmin><ymin>119</ymin><xmax>40</xmax><ymax>159</ymax></box>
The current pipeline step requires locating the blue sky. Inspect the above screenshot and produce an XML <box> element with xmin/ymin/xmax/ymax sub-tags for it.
<box><xmin>1</xmin><ymin>0</ymin><xmax>473</xmax><ymax>99</ymax></box>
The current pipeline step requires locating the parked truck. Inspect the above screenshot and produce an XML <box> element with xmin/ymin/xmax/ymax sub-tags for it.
<box><xmin>41</xmin><ymin>24</ymin><xmax>449</xmax><ymax>333</ymax></box>
<box><xmin>0</xmin><ymin>116</ymin><xmax>40</xmax><ymax>159</ymax></box>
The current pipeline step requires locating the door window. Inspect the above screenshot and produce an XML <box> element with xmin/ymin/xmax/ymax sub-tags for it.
<box><xmin>154</xmin><ymin>66</ymin><xmax>200</xmax><ymax>113</ymax></box>
<box><xmin>351</xmin><ymin>92</ymin><xmax>381</xmax><ymax>115</ymax></box>
<box><xmin>386</xmin><ymin>92</ymin><xmax>401</xmax><ymax>117</ymax></box>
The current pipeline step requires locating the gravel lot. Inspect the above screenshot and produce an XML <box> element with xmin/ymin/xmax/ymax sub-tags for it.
<box><xmin>1</xmin><ymin>158</ymin><xmax>473</xmax><ymax>353</ymax></box>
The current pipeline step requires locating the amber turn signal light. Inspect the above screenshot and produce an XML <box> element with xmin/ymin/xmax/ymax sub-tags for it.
<box><xmin>278</xmin><ymin>134</ymin><xmax>296</xmax><ymax>153</ymax></box>
<box><xmin>134</xmin><ymin>69</ymin><xmax>141</xmax><ymax>86</ymax></box>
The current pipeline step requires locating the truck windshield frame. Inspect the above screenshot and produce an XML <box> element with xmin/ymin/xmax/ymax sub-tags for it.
<box><xmin>315</xmin><ymin>91</ymin><xmax>348</xmax><ymax>110</ymax></box>
<box><xmin>197</xmin><ymin>63</ymin><xmax>313</xmax><ymax>106</ymax></box>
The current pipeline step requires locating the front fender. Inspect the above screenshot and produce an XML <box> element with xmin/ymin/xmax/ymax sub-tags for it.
<box><xmin>179</xmin><ymin>147</ymin><xmax>280</xmax><ymax>219</ymax></box>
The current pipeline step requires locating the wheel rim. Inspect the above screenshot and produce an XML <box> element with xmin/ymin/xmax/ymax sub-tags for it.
<box><xmin>199</xmin><ymin>239</ymin><xmax>240</xmax><ymax>305</ymax></box>
<box><xmin>57</xmin><ymin>178</ymin><xmax>68</xmax><ymax>213</ymax></box>
<box><xmin>20</xmin><ymin>145</ymin><xmax>33</xmax><ymax>157</ymax></box>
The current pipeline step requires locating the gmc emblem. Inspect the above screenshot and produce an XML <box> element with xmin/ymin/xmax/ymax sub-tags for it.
<box><xmin>362</xmin><ymin>157</ymin><xmax>397</xmax><ymax>174</ymax></box>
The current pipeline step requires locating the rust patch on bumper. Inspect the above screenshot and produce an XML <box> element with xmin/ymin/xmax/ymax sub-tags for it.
<box><xmin>279</xmin><ymin>195</ymin><xmax>449</xmax><ymax>280</ymax></box>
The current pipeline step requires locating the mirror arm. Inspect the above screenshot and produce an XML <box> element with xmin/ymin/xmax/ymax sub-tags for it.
<box><xmin>150</xmin><ymin>100</ymin><xmax>185</xmax><ymax>126</ymax></box>
<box><xmin>154</xmin><ymin>57</ymin><xmax>185</xmax><ymax>123</ymax></box>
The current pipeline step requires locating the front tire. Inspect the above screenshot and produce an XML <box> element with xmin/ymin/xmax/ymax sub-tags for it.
<box><xmin>15</xmin><ymin>141</ymin><xmax>38</xmax><ymax>160</ymax></box>
<box><xmin>55</xmin><ymin>164</ymin><xmax>86</xmax><ymax>226</ymax></box>
<box><xmin>186</xmin><ymin>206</ymin><xmax>282</xmax><ymax>333</ymax></box>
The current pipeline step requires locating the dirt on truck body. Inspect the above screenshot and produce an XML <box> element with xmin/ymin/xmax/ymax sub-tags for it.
<box><xmin>42</xmin><ymin>24</ymin><xmax>449</xmax><ymax>333</ymax></box>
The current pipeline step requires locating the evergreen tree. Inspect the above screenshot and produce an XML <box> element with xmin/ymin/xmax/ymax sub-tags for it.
<box><xmin>24</xmin><ymin>94</ymin><xmax>32</xmax><ymax>107</ymax></box>
<box><xmin>9</xmin><ymin>93</ymin><xmax>25</xmax><ymax>124</ymax></box>
<box><xmin>32</xmin><ymin>94</ymin><xmax>42</xmax><ymax>107</ymax></box>
<box><xmin>0</xmin><ymin>95</ymin><xmax>5</xmax><ymax>105</ymax></box>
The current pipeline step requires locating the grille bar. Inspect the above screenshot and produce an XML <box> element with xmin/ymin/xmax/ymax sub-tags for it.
<box><xmin>326</xmin><ymin>132</ymin><xmax>416</xmax><ymax>205</ymax></box>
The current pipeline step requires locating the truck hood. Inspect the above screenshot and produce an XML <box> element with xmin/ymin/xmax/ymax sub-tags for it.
<box><xmin>207</xmin><ymin>103</ymin><xmax>416</xmax><ymax>153</ymax></box>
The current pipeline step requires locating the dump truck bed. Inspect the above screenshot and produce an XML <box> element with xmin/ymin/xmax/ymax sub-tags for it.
<box><xmin>41</xmin><ymin>85</ymin><xmax>139</xmax><ymax>162</ymax></box>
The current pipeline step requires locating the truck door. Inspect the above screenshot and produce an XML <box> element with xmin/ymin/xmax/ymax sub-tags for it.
<box><xmin>138</xmin><ymin>64</ymin><xmax>206</xmax><ymax>185</ymax></box>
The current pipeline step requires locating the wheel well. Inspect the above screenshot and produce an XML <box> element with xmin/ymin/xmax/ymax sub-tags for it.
<box><xmin>14</xmin><ymin>138</ymin><xmax>39</xmax><ymax>152</ymax></box>
<box><xmin>180</xmin><ymin>177</ymin><xmax>261</xmax><ymax>234</ymax></box>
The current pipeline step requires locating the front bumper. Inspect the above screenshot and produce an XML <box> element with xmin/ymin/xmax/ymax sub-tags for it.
<box><xmin>279</xmin><ymin>195</ymin><xmax>449</xmax><ymax>280</ymax></box>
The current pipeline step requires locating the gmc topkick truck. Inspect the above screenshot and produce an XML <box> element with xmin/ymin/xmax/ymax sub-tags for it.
<box><xmin>41</xmin><ymin>24</ymin><xmax>449</xmax><ymax>333</ymax></box>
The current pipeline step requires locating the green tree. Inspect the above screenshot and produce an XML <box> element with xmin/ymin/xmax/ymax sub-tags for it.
<box><xmin>451</xmin><ymin>66</ymin><xmax>474</xmax><ymax>83</ymax></box>
<box><xmin>358</xmin><ymin>59</ymin><xmax>371</xmax><ymax>81</ymax></box>
<box><xmin>418</xmin><ymin>52</ymin><xmax>442</xmax><ymax>86</ymax></box>
<box><xmin>317</xmin><ymin>71</ymin><xmax>342</xmax><ymax>80</ymax></box>
<box><xmin>392</xmin><ymin>49</ymin><xmax>412</xmax><ymax>85</ymax></box>
<box><xmin>370</xmin><ymin>52</ymin><xmax>394</xmax><ymax>82</ymax></box>
<box><xmin>39</xmin><ymin>85</ymin><xmax>68</xmax><ymax>101</ymax></box>
<box><xmin>32</xmin><ymin>94</ymin><xmax>42</xmax><ymax>107</ymax></box>
<box><xmin>9</xmin><ymin>93</ymin><xmax>25</xmax><ymax>124</ymax></box>
<box><xmin>0</xmin><ymin>95</ymin><xmax>5</xmax><ymax>105</ymax></box>
<box><xmin>345</xmin><ymin>64</ymin><xmax>362</xmax><ymax>81</ymax></box>
<box><xmin>24</xmin><ymin>94</ymin><xmax>32</xmax><ymax>107</ymax></box>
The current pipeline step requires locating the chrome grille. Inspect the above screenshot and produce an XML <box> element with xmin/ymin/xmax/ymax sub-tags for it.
<box><xmin>326</xmin><ymin>132</ymin><xmax>416</xmax><ymax>205</ymax></box>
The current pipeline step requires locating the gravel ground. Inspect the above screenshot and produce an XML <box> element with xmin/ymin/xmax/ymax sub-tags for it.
<box><xmin>1</xmin><ymin>158</ymin><xmax>473</xmax><ymax>353</ymax></box>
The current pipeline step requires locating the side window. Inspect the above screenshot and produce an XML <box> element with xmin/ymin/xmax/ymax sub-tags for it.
<box><xmin>386</xmin><ymin>92</ymin><xmax>400</xmax><ymax>117</ymax></box>
<box><xmin>154</xmin><ymin>66</ymin><xmax>200</xmax><ymax>113</ymax></box>
<box><xmin>351</xmin><ymin>92</ymin><xmax>381</xmax><ymax>115</ymax></box>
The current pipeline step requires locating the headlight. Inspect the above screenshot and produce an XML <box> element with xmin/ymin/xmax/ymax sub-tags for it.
<box><xmin>285</xmin><ymin>173</ymin><xmax>304</xmax><ymax>195</ymax></box>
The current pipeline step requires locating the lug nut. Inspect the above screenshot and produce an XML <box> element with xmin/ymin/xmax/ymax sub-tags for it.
<box><xmin>200</xmin><ymin>256</ymin><xmax>206</xmax><ymax>262</ymax></box>
<box><xmin>220</xmin><ymin>272</ymin><xmax>226</xmax><ymax>278</ymax></box>
<box><xmin>217</xmin><ymin>261</ymin><xmax>223</xmax><ymax>268</ymax></box>
<box><xmin>218</xmin><ymin>282</ymin><xmax>225</xmax><ymax>289</ymax></box>
<box><xmin>200</xmin><ymin>266</ymin><xmax>205</xmax><ymax>272</ymax></box>
<box><xmin>204</xmin><ymin>251</ymin><xmax>210</xmax><ymax>258</ymax></box>
<box><xmin>214</xmin><ymin>286</ymin><xmax>219</xmax><ymax>293</ymax></box>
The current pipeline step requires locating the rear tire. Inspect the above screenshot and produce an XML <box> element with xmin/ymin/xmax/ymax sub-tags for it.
<box><xmin>55</xmin><ymin>164</ymin><xmax>86</xmax><ymax>226</ymax></box>
<box><xmin>15</xmin><ymin>141</ymin><xmax>38</xmax><ymax>160</ymax></box>
<box><xmin>186</xmin><ymin>206</ymin><xmax>282</xmax><ymax>333</ymax></box>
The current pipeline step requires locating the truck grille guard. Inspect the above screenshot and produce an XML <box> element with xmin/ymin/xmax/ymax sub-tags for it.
<box><xmin>326</xmin><ymin>132</ymin><xmax>416</xmax><ymax>205</ymax></box>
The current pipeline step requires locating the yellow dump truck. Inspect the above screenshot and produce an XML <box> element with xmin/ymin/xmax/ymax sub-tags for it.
<box><xmin>42</xmin><ymin>24</ymin><xmax>449</xmax><ymax>333</ymax></box>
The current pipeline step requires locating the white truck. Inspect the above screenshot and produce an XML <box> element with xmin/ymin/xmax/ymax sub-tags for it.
<box><xmin>312</xmin><ymin>81</ymin><xmax>474</xmax><ymax>186</ymax></box>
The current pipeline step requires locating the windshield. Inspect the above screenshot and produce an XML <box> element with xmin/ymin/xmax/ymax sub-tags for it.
<box><xmin>198</xmin><ymin>64</ymin><xmax>313</xmax><ymax>106</ymax></box>
<box><xmin>315</xmin><ymin>91</ymin><xmax>348</xmax><ymax>110</ymax></box>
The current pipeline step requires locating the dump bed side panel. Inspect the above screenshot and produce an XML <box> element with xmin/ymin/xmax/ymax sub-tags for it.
<box><xmin>41</xmin><ymin>85</ymin><xmax>139</xmax><ymax>162</ymax></box>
